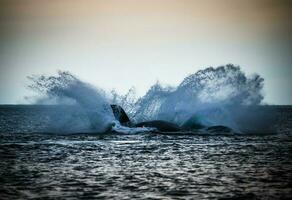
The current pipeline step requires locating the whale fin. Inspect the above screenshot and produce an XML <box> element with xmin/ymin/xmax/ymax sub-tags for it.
<box><xmin>110</xmin><ymin>104</ymin><xmax>132</xmax><ymax>126</ymax></box>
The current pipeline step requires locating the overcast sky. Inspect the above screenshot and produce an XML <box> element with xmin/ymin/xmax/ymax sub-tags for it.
<box><xmin>0</xmin><ymin>0</ymin><xmax>291</xmax><ymax>104</ymax></box>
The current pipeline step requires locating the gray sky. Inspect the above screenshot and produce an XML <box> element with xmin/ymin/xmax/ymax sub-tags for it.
<box><xmin>0</xmin><ymin>0</ymin><xmax>291</xmax><ymax>104</ymax></box>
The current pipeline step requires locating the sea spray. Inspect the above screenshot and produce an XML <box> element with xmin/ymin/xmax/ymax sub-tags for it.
<box><xmin>129</xmin><ymin>64</ymin><xmax>267</xmax><ymax>132</ymax></box>
<box><xmin>28</xmin><ymin>64</ymin><xmax>274</xmax><ymax>134</ymax></box>
<box><xmin>111</xmin><ymin>87</ymin><xmax>138</xmax><ymax>120</ymax></box>
<box><xmin>27</xmin><ymin>71</ymin><xmax>115</xmax><ymax>133</ymax></box>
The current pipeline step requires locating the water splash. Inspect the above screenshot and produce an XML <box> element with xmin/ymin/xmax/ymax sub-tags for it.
<box><xmin>178</xmin><ymin>64</ymin><xmax>264</xmax><ymax>105</ymax></box>
<box><xmin>27</xmin><ymin>71</ymin><xmax>115</xmax><ymax>133</ymax></box>
<box><xmin>131</xmin><ymin>64</ymin><xmax>265</xmax><ymax>131</ymax></box>
<box><xmin>28</xmin><ymin>64</ymin><xmax>271</xmax><ymax>133</ymax></box>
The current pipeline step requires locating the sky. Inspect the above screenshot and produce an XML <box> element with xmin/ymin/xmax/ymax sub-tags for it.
<box><xmin>0</xmin><ymin>0</ymin><xmax>291</xmax><ymax>104</ymax></box>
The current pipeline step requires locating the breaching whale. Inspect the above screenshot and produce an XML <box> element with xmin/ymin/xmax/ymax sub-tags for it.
<box><xmin>110</xmin><ymin>104</ymin><xmax>180</xmax><ymax>132</ymax></box>
<box><xmin>110</xmin><ymin>104</ymin><xmax>235</xmax><ymax>134</ymax></box>
<box><xmin>110</xmin><ymin>104</ymin><xmax>204</xmax><ymax>132</ymax></box>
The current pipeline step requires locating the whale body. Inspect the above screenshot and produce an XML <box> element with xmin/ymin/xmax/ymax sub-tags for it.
<box><xmin>110</xmin><ymin>104</ymin><xmax>233</xmax><ymax>133</ymax></box>
<box><xmin>135</xmin><ymin>120</ymin><xmax>181</xmax><ymax>132</ymax></box>
<box><xmin>110</xmin><ymin>104</ymin><xmax>181</xmax><ymax>132</ymax></box>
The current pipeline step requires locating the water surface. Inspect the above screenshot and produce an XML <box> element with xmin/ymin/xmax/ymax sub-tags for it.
<box><xmin>0</xmin><ymin>105</ymin><xmax>292</xmax><ymax>199</ymax></box>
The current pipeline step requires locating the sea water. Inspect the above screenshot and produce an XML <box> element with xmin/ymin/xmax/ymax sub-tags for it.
<box><xmin>0</xmin><ymin>105</ymin><xmax>292</xmax><ymax>199</ymax></box>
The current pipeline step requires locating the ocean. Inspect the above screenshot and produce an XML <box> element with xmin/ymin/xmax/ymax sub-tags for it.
<box><xmin>0</xmin><ymin>105</ymin><xmax>292</xmax><ymax>199</ymax></box>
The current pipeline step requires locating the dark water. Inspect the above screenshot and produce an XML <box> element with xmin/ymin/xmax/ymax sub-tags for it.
<box><xmin>0</xmin><ymin>105</ymin><xmax>292</xmax><ymax>199</ymax></box>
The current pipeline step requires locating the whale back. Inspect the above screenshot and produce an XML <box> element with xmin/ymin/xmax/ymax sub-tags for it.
<box><xmin>135</xmin><ymin>120</ymin><xmax>181</xmax><ymax>132</ymax></box>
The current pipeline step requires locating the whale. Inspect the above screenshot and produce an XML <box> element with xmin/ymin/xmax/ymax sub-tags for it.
<box><xmin>135</xmin><ymin>120</ymin><xmax>181</xmax><ymax>132</ymax></box>
<box><xmin>110</xmin><ymin>104</ymin><xmax>233</xmax><ymax>133</ymax></box>
<box><xmin>110</xmin><ymin>104</ymin><xmax>180</xmax><ymax>132</ymax></box>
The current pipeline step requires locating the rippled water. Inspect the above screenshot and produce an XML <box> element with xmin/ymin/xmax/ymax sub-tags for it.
<box><xmin>0</xmin><ymin>106</ymin><xmax>292</xmax><ymax>199</ymax></box>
